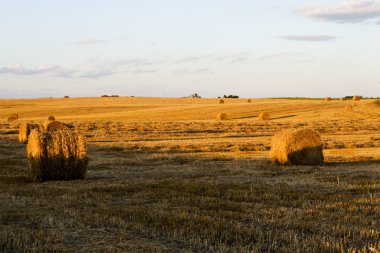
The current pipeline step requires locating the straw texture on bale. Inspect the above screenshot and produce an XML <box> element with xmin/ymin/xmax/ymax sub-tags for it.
<box><xmin>43</xmin><ymin>120</ymin><xmax>70</xmax><ymax>132</ymax></box>
<box><xmin>270</xmin><ymin>128</ymin><xmax>323</xmax><ymax>166</ymax></box>
<box><xmin>27</xmin><ymin>130</ymin><xmax>88</xmax><ymax>182</ymax></box>
<box><xmin>216</xmin><ymin>113</ymin><xmax>227</xmax><ymax>120</ymax></box>
<box><xmin>325</xmin><ymin>97</ymin><xmax>332</xmax><ymax>101</ymax></box>
<box><xmin>219</xmin><ymin>99</ymin><xmax>225</xmax><ymax>104</ymax></box>
<box><xmin>258</xmin><ymin>112</ymin><xmax>270</xmax><ymax>121</ymax></box>
<box><xmin>48</xmin><ymin>116</ymin><xmax>56</xmax><ymax>121</ymax></box>
<box><xmin>353</xmin><ymin>96</ymin><xmax>361</xmax><ymax>101</ymax></box>
<box><xmin>18</xmin><ymin>123</ymin><xmax>44</xmax><ymax>144</ymax></box>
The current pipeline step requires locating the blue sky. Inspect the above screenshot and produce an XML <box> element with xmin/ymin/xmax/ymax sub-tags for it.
<box><xmin>1</xmin><ymin>0</ymin><xmax>380</xmax><ymax>98</ymax></box>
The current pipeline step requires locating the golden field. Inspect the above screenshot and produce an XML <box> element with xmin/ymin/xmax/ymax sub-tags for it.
<box><xmin>1</xmin><ymin>97</ymin><xmax>380</xmax><ymax>252</ymax></box>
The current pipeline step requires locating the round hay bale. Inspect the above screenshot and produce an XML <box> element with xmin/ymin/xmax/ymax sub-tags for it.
<box><xmin>7</xmin><ymin>116</ymin><xmax>18</xmax><ymax>122</ymax></box>
<box><xmin>247</xmin><ymin>99</ymin><xmax>252</xmax><ymax>103</ymax></box>
<box><xmin>325</xmin><ymin>97</ymin><xmax>332</xmax><ymax>101</ymax></box>
<box><xmin>353</xmin><ymin>96</ymin><xmax>361</xmax><ymax>101</ymax></box>
<box><xmin>64</xmin><ymin>96</ymin><xmax>69</xmax><ymax>98</ymax></box>
<box><xmin>26</xmin><ymin>130</ymin><xmax>88</xmax><ymax>182</ymax></box>
<box><xmin>48</xmin><ymin>116</ymin><xmax>56</xmax><ymax>121</ymax></box>
<box><xmin>43</xmin><ymin>120</ymin><xmax>70</xmax><ymax>132</ymax></box>
<box><xmin>7</xmin><ymin>114</ymin><xmax>18</xmax><ymax>122</ymax></box>
<box><xmin>345</xmin><ymin>104</ymin><xmax>354</xmax><ymax>110</ymax></box>
<box><xmin>270</xmin><ymin>128</ymin><xmax>324</xmax><ymax>166</ymax></box>
<box><xmin>18</xmin><ymin>123</ymin><xmax>44</xmax><ymax>144</ymax></box>
<box><xmin>258</xmin><ymin>112</ymin><xmax>270</xmax><ymax>121</ymax></box>
<box><xmin>219</xmin><ymin>99</ymin><xmax>225</xmax><ymax>104</ymax></box>
<box><xmin>216</xmin><ymin>113</ymin><xmax>227</xmax><ymax>120</ymax></box>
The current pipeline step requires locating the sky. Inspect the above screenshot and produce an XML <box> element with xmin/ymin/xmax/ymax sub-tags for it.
<box><xmin>0</xmin><ymin>0</ymin><xmax>380</xmax><ymax>98</ymax></box>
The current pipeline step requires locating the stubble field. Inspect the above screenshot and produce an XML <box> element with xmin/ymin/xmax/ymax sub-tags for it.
<box><xmin>1</xmin><ymin>97</ymin><xmax>380</xmax><ymax>252</ymax></box>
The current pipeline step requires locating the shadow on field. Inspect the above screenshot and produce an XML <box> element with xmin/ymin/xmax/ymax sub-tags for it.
<box><xmin>271</xmin><ymin>114</ymin><xmax>297</xmax><ymax>120</ymax></box>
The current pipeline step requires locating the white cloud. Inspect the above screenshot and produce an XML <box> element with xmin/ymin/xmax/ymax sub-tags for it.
<box><xmin>176</xmin><ymin>52</ymin><xmax>250</xmax><ymax>64</ymax></box>
<box><xmin>0</xmin><ymin>64</ymin><xmax>59</xmax><ymax>75</ymax></box>
<box><xmin>176</xmin><ymin>54</ymin><xmax>212</xmax><ymax>63</ymax></box>
<box><xmin>172</xmin><ymin>68</ymin><xmax>213</xmax><ymax>75</ymax></box>
<box><xmin>279</xmin><ymin>35</ymin><xmax>337</xmax><ymax>42</ymax></box>
<box><xmin>73</xmin><ymin>39</ymin><xmax>108</xmax><ymax>45</ymax></box>
<box><xmin>299</xmin><ymin>0</ymin><xmax>380</xmax><ymax>23</ymax></box>
<box><xmin>257</xmin><ymin>52</ymin><xmax>307</xmax><ymax>61</ymax></box>
<box><xmin>132</xmin><ymin>69</ymin><xmax>159</xmax><ymax>74</ymax></box>
<box><xmin>80</xmin><ymin>68</ymin><xmax>114</xmax><ymax>79</ymax></box>
<box><xmin>0</xmin><ymin>64</ymin><xmax>78</xmax><ymax>78</ymax></box>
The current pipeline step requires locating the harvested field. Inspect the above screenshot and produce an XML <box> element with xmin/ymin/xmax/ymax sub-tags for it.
<box><xmin>1</xmin><ymin>97</ymin><xmax>380</xmax><ymax>252</ymax></box>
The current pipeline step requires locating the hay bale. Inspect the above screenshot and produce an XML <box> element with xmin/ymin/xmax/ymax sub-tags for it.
<box><xmin>258</xmin><ymin>112</ymin><xmax>270</xmax><ymax>120</ymax></box>
<box><xmin>345</xmin><ymin>104</ymin><xmax>354</xmax><ymax>110</ymax></box>
<box><xmin>270</xmin><ymin>128</ymin><xmax>323</xmax><ymax>166</ymax></box>
<box><xmin>325</xmin><ymin>97</ymin><xmax>332</xmax><ymax>101</ymax></box>
<box><xmin>340</xmin><ymin>97</ymin><xmax>346</xmax><ymax>101</ymax></box>
<box><xmin>43</xmin><ymin>120</ymin><xmax>70</xmax><ymax>132</ymax></box>
<box><xmin>7</xmin><ymin>116</ymin><xmax>17</xmax><ymax>122</ymax></box>
<box><xmin>7</xmin><ymin>113</ymin><xmax>19</xmax><ymax>122</ymax></box>
<box><xmin>64</xmin><ymin>96</ymin><xmax>69</xmax><ymax>98</ymax></box>
<box><xmin>247</xmin><ymin>99</ymin><xmax>252</xmax><ymax>103</ymax></box>
<box><xmin>18</xmin><ymin>123</ymin><xmax>44</xmax><ymax>144</ymax></box>
<box><xmin>27</xmin><ymin>130</ymin><xmax>88</xmax><ymax>182</ymax></box>
<box><xmin>353</xmin><ymin>96</ymin><xmax>361</xmax><ymax>101</ymax></box>
<box><xmin>219</xmin><ymin>99</ymin><xmax>225</xmax><ymax>104</ymax></box>
<box><xmin>48</xmin><ymin>116</ymin><xmax>56</xmax><ymax>121</ymax></box>
<box><xmin>216</xmin><ymin>113</ymin><xmax>227</xmax><ymax>120</ymax></box>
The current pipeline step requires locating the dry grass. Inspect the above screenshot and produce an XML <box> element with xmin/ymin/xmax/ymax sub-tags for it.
<box><xmin>1</xmin><ymin>97</ymin><xmax>380</xmax><ymax>252</ymax></box>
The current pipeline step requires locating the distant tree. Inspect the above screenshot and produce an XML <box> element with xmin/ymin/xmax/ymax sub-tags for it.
<box><xmin>189</xmin><ymin>93</ymin><xmax>201</xmax><ymax>98</ymax></box>
<box><xmin>223</xmin><ymin>94</ymin><xmax>239</xmax><ymax>99</ymax></box>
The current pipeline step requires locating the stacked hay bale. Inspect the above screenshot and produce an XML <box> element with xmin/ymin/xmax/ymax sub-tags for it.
<box><xmin>216</xmin><ymin>113</ymin><xmax>227</xmax><ymax>120</ymax></box>
<box><xmin>7</xmin><ymin>114</ymin><xmax>18</xmax><ymax>122</ymax></box>
<box><xmin>270</xmin><ymin>128</ymin><xmax>323</xmax><ymax>166</ymax></box>
<box><xmin>325</xmin><ymin>97</ymin><xmax>332</xmax><ymax>101</ymax></box>
<box><xmin>258</xmin><ymin>112</ymin><xmax>270</xmax><ymax>121</ymax></box>
<box><xmin>18</xmin><ymin>123</ymin><xmax>44</xmax><ymax>144</ymax></box>
<box><xmin>219</xmin><ymin>99</ymin><xmax>225</xmax><ymax>104</ymax></box>
<box><xmin>27</xmin><ymin>129</ymin><xmax>88</xmax><ymax>182</ymax></box>
<box><xmin>48</xmin><ymin>116</ymin><xmax>56</xmax><ymax>121</ymax></box>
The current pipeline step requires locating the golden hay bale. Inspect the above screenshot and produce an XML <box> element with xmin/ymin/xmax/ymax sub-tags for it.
<box><xmin>270</xmin><ymin>128</ymin><xmax>324</xmax><ymax>166</ymax></box>
<box><xmin>216</xmin><ymin>113</ymin><xmax>227</xmax><ymax>120</ymax></box>
<box><xmin>7</xmin><ymin>114</ymin><xmax>18</xmax><ymax>122</ymax></box>
<box><xmin>43</xmin><ymin>120</ymin><xmax>70</xmax><ymax>132</ymax></box>
<box><xmin>247</xmin><ymin>99</ymin><xmax>252</xmax><ymax>103</ymax></box>
<box><xmin>18</xmin><ymin>123</ymin><xmax>44</xmax><ymax>144</ymax></box>
<box><xmin>48</xmin><ymin>116</ymin><xmax>56</xmax><ymax>121</ymax></box>
<box><xmin>325</xmin><ymin>97</ymin><xmax>332</xmax><ymax>101</ymax></box>
<box><xmin>258</xmin><ymin>112</ymin><xmax>270</xmax><ymax>120</ymax></box>
<box><xmin>27</xmin><ymin>130</ymin><xmax>88</xmax><ymax>182</ymax></box>
<box><xmin>353</xmin><ymin>96</ymin><xmax>361</xmax><ymax>101</ymax></box>
<box><xmin>219</xmin><ymin>99</ymin><xmax>225</xmax><ymax>104</ymax></box>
